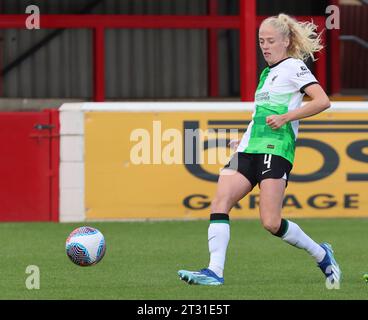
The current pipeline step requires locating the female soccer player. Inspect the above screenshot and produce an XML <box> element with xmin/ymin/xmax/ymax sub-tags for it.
<box><xmin>178</xmin><ymin>13</ymin><xmax>341</xmax><ymax>286</ymax></box>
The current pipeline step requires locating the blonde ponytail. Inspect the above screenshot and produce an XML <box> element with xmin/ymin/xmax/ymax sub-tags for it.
<box><xmin>261</xmin><ymin>13</ymin><xmax>324</xmax><ymax>62</ymax></box>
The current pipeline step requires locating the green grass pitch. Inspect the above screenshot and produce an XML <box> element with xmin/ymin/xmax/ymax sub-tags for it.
<box><xmin>1</xmin><ymin>218</ymin><xmax>368</xmax><ymax>300</ymax></box>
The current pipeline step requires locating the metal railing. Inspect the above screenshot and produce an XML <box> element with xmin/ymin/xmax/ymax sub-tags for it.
<box><xmin>340</xmin><ymin>35</ymin><xmax>368</xmax><ymax>49</ymax></box>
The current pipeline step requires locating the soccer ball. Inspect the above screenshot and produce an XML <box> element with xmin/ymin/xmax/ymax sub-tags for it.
<box><xmin>65</xmin><ymin>226</ymin><xmax>106</xmax><ymax>266</ymax></box>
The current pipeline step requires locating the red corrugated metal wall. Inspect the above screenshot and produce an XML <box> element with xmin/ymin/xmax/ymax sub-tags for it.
<box><xmin>341</xmin><ymin>5</ymin><xmax>368</xmax><ymax>91</ymax></box>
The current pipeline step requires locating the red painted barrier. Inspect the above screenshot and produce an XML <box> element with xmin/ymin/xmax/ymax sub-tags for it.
<box><xmin>0</xmin><ymin>110</ymin><xmax>59</xmax><ymax>221</ymax></box>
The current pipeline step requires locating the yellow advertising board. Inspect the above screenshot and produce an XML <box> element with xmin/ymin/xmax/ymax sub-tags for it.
<box><xmin>85</xmin><ymin>111</ymin><xmax>368</xmax><ymax>219</ymax></box>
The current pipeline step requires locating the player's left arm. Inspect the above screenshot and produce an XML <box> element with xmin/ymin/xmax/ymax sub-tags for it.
<box><xmin>266</xmin><ymin>84</ymin><xmax>330</xmax><ymax>129</ymax></box>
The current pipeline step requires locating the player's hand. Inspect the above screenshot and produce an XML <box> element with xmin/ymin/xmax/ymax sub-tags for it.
<box><xmin>228</xmin><ymin>139</ymin><xmax>240</xmax><ymax>151</ymax></box>
<box><xmin>266</xmin><ymin>114</ymin><xmax>288</xmax><ymax>130</ymax></box>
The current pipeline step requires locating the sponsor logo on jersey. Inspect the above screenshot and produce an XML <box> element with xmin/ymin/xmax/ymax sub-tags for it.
<box><xmin>297</xmin><ymin>70</ymin><xmax>311</xmax><ymax>77</ymax></box>
<box><xmin>255</xmin><ymin>91</ymin><xmax>270</xmax><ymax>102</ymax></box>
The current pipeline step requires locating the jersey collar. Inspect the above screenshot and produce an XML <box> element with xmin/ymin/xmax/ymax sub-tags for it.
<box><xmin>269</xmin><ymin>57</ymin><xmax>292</xmax><ymax>69</ymax></box>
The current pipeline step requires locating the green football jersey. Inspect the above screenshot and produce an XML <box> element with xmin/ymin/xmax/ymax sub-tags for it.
<box><xmin>237</xmin><ymin>57</ymin><xmax>318</xmax><ymax>164</ymax></box>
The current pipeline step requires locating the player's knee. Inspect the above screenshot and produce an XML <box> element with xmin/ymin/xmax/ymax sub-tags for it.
<box><xmin>261</xmin><ymin>218</ymin><xmax>280</xmax><ymax>235</ymax></box>
<box><xmin>211</xmin><ymin>196</ymin><xmax>233</xmax><ymax>213</ymax></box>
